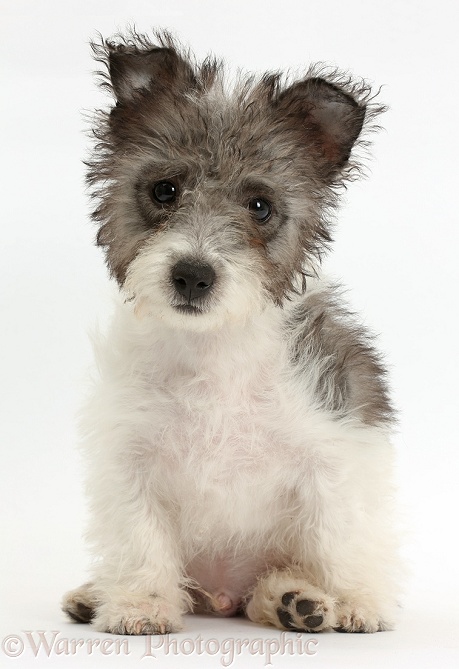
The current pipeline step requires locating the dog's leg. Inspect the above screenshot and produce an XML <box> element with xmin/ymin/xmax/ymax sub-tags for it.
<box><xmin>248</xmin><ymin>430</ymin><xmax>400</xmax><ymax>633</ymax></box>
<box><xmin>87</xmin><ymin>506</ymin><xmax>188</xmax><ymax>635</ymax></box>
<box><xmin>78</xmin><ymin>450</ymin><xmax>189</xmax><ymax>635</ymax></box>
<box><xmin>299</xmin><ymin>430</ymin><xmax>400</xmax><ymax>633</ymax></box>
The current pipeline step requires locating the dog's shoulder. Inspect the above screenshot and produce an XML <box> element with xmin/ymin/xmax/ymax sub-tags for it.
<box><xmin>284</xmin><ymin>280</ymin><xmax>394</xmax><ymax>427</ymax></box>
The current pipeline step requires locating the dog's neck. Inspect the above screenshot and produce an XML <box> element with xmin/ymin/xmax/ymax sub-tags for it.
<box><xmin>124</xmin><ymin>299</ymin><xmax>288</xmax><ymax>383</ymax></box>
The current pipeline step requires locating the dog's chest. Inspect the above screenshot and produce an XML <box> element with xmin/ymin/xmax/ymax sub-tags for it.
<box><xmin>122</xmin><ymin>316</ymin><xmax>318</xmax><ymax>538</ymax></box>
<box><xmin>153</xmin><ymin>362</ymin><xmax>308</xmax><ymax>592</ymax></box>
<box><xmin>139</xmin><ymin>339</ymin><xmax>310</xmax><ymax>527</ymax></box>
<box><xmin>154</xmin><ymin>357</ymin><xmax>297</xmax><ymax>475</ymax></box>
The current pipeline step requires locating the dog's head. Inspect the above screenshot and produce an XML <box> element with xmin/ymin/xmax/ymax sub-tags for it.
<box><xmin>88</xmin><ymin>31</ymin><xmax>382</xmax><ymax>331</ymax></box>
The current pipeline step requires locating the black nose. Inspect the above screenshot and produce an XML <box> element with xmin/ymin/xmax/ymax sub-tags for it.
<box><xmin>171</xmin><ymin>261</ymin><xmax>216</xmax><ymax>301</ymax></box>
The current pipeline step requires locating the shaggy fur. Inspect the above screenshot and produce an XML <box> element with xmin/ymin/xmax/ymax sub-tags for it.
<box><xmin>62</xmin><ymin>30</ymin><xmax>401</xmax><ymax>635</ymax></box>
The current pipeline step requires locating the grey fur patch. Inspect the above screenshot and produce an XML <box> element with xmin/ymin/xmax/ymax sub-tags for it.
<box><xmin>63</xmin><ymin>600</ymin><xmax>95</xmax><ymax>624</ymax></box>
<box><xmin>287</xmin><ymin>286</ymin><xmax>394</xmax><ymax>426</ymax></box>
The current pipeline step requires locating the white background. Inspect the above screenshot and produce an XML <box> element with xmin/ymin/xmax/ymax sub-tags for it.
<box><xmin>1</xmin><ymin>0</ymin><xmax>458</xmax><ymax>667</ymax></box>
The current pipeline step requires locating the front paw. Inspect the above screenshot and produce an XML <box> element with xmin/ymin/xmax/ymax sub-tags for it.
<box><xmin>93</xmin><ymin>594</ymin><xmax>183</xmax><ymax>635</ymax></box>
<box><xmin>246</xmin><ymin>569</ymin><xmax>336</xmax><ymax>633</ymax></box>
<box><xmin>275</xmin><ymin>590</ymin><xmax>335</xmax><ymax>632</ymax></box>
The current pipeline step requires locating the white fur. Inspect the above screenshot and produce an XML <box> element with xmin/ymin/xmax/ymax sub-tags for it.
<box><xmin>68</xmin><ymin>273</ymin><xmax>401</xmax><ymax>634</ymax></box>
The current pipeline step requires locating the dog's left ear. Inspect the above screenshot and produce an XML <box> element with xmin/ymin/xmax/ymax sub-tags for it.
<box><xmin>274</xmin><ymin>77</ymin><xmax>366</xmax><ymax>180</ymax></box>
<box><xmin>105</xmin><ymin>40</ymin><xmax>196</xmax><ymax>104</ymax></box>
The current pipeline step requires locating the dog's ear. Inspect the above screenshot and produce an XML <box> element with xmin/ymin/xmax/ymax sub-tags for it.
<box><xmin>274</xmin><ymin>77</ymin><xmax>366</xmax><ymax>179</ymax></box>
<box><xmin>105</xmin><ymin>40</ymin><xmax>196</xmax><ymax>103</ymax></box>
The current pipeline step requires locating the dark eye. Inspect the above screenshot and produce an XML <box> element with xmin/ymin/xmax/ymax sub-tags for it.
<box><xmin>248</xmin><ymin>198</ymin><xmax>272</xmax><ymax>223</ymax></box>
<box><xmin>152</xmin><ymin>181</ymin><xmax>177</xmax><ymax>204</ymax></box>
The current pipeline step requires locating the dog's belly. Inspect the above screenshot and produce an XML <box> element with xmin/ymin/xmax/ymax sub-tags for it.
<box><xmin>186</xmin><ymin>552</ymin><xmax>270</xmax><ymax>616</ymax></box>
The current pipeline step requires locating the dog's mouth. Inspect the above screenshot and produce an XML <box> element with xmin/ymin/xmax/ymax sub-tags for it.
<box><xmin>174</xmin><ymin>303</ymin><xmax>204</xmax><ymax>315</ymax></box>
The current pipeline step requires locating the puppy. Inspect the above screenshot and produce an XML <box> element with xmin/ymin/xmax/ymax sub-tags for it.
<box><xmin>62</xmin><ymin>30</ymin><xmax>401</xmax><ymax>635</ymax></box>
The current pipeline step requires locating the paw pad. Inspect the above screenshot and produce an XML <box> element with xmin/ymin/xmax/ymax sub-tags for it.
<box><xmin>276</xmin><ymin>592</ymin><xmax>327</xmax><ymax>632</ymax></box>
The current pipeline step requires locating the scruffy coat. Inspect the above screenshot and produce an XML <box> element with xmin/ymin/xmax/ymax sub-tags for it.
<box><xmin>62</xmin><ymin>31</ymin><xmax>401</xmax><ymax>635</ymax></box>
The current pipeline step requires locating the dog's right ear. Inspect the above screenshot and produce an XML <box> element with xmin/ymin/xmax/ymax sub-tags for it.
<box><xmin>102</xmin><ymin>37</ymin><xmax>196</xmax><ymax>104</ymax></box>
<box><xmin>270</xmin><ymin>75</ymin><xmax>370</xmax><ymax>181</ymax></box>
